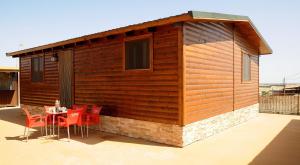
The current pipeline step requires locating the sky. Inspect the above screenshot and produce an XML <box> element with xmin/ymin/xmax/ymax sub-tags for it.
<box><xmin>0</xmin><ymin>0</ymin><xmax>299</xmax><ymax>83</ymax></box>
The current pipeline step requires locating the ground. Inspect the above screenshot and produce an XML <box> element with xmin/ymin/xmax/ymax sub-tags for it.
<box><xmin>0</xmin><ymin>108</ymin><xmax>299</xmax><ymax>165</ymax></box>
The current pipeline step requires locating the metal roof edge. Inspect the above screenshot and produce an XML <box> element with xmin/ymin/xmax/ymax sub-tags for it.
<box><xmin>188</xmin><ymin>11</ymin><xmax>249</xmax><ymax>21</ymax></box>
<box><xmin>188</xmin><ymin>11</ymin><xmax>272</xmax><ymax>55</ymax></box>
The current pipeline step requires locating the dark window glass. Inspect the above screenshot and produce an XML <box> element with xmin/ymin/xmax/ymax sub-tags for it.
<box><xmin>242</xmin><ymin>53</ymin><xmax>251</xmax><ymax>81</ymax></box>
<box><xmin>125</xmin><ymin>38</ymin><xmax>150</xmax><ymax>70</ymax></box>
<box><xmin>31</xmin><ymin>55</ymin><xmax>44</xmax><ymax>82</ymax></box>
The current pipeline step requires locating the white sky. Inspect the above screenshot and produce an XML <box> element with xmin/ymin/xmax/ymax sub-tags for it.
<box><xmin>1</xmin><ymin>0</ymin><xmax>299</xmax><ymax>83</ymax></box>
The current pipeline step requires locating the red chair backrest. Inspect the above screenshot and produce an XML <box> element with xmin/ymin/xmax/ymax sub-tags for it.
<box><xmin>72</xmin><ymin>104</ymin><xmax>88</xmax><ymax>113</ymax></box>
<box><xmin>72</xmin><ymin>104</ymin><xmax>79</xmax><ymax>110</ymax></box>
<box><xmin>22</xmin><ymin>107</ymin><xmax>31</xmax><ymax>126</ymax></box>
<box><xmin>44</xmin><ymin>106</ymin><xmax>55</xmax><ymax>113</ymax></box>
<box><xmin>67</xmin><ymin>109</ymin><xmax>82</xmax><ymax>125</ymax></box>
<box><xmin>91</xmin><ymin>105</ymin><xmax>102</xmax><ymax>115</ymax></box>
<box><xmin>22</xmin><ymin>107</ymin><xmax>31</xmax><ymax>118</ymax></box>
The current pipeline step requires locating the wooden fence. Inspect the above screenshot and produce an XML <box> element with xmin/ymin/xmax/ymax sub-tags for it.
<box><xmin>259</xmin><ymin>96</ymin><xmax>300</xmax><ymax>115</ymax></box>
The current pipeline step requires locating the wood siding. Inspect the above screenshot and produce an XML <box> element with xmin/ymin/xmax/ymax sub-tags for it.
<box><xmin>19</xmin><ymin>21</ymin><xmax>260</xmax><ymax>126</ymax></box>
<box><xmin>20</xmin><ymin>53</ymin><xmax>59</xmax><ymax>106</ymax></box>
<box><xmin>183</xmin><ymin>22</ymin><xmax>234</xmax><ymax>124</ymax></box>
<box><xmin>73</xmin><ymin>25</ymin><xmax>180</xmax><ymax>124</ymax></box>
<box><xmin>234</xmin><ymin>27</ymin><xmax>259</xmax><ymax>109</ymax></box>
<box><xmin>183</xmin><ymin>22</ymin><xmax>259</xmax><ymax>125</ymax></box>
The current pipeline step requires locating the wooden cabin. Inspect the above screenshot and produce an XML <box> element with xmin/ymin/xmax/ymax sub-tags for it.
<box><xmin>0</xmin><ymin>67</ymin><xmax>19</xmax><ymax>107</ymax></box>
<box><xmin>7</xmin><ymin>11</ymin><xmax>272</xmax><ymax>146</ymax></box>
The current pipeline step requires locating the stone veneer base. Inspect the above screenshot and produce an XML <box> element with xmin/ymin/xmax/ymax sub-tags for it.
<box><xmin>21</xmin><ymin>103</ymin><xmax>258</xmax><ymax>147</ymax></box>
<box><xmin>182</xmin><ymin>103</ymin><xmax>259</xmax><ymax>146</ymax></box>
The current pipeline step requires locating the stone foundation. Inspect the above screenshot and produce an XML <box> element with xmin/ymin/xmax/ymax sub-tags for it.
<box><xmin>21</xmin><ymin>103</ymin><xmax>258</xmax><ymax>147</ymax></box>
<box><xmin>182</xmin><ymin>103</ymin><xmax>259</xmax><ymax>146</ymax></box>
<box><xmin>99</xmin><ymin>116</ymin><xmax>183</xmax><ymax>146</ymax></box>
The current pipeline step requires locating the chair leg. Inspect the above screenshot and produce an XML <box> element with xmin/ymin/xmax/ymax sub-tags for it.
<box><xmin>45</xmin><ymin>125</ymin><xmax>48</xmax><ymax>136</ymax></box>
<box><xmin>52</xmin><ymin>125</ymin><xmax>55</xmax><ymax>135</ymax></box>
<box><xmin>50</xmin><ymin>124</ymin><xmax>53</xmax><ymax>135</ymax></box>
<box><xmin>73</xmin><ymin>125</ymin><xmax>76</xmax><ymax>135</ymax></box>
<box><xmin>57</xmin><ymin>125</ymin><xmax>60</xmax><ymax>139</ymax></box>
<box><xmin>40</xmin><ymin>126</ymin><xmax>43</xmax><ymax>136</ymax></box>
<box><xmin>67</xmin><ymin>126</ymin><xmax>70</xmax><ymax>142</ymax></box>
<box><xmin>80</xmin><ymin>126</ymin><xmax>83</xmax><ymax>138</ymax></box>
<box><xmin>26</xmin><ymin>128</ymin><xmax>30</xmax><ymax>142</ymax></box>
<box><xmin>23</xmin><ymin>126</ymin><xmax>27</xmax><ymax>137</ymax></box>
<box><xmin>87</xmin><ymin>125</ymin><xmax>89</xmax><ymax>138</ymax></box>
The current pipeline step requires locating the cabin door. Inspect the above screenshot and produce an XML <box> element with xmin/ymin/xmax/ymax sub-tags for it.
<box><xmin>58</xmin><ymin>50</ymin><xmax>73</xmax><ymax>108</ymax></box>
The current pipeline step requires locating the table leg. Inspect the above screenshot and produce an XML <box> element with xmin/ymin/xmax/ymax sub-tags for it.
<box><xmin>52</xmin><ymin>114</ymin><xmax>55</xmax><ymax>136</ymax></box>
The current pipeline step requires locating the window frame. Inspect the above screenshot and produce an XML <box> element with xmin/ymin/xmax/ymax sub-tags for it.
<box><xmin>241</xmin><ymin>51</ymin><xmax>251</xmax><ymax>82</ymax></box>
<box><xmin>31</xmin><ymin>54</ymin><xmax>44</xmax><ymax>83</ymax></box>
<box><xmin>123</xmin><ymin>34</ymin><xmax>153</xmax><ymax>72</ymax></box>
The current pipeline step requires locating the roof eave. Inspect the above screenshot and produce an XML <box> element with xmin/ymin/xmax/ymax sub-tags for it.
<box><xmin>189</xmin><ymin>11</ymin><xmax>272</xmax><ymax>55</ymax></box>
<box><xmin>6</xmin><ymin>13</ymin><xmax>193</xmax><ymax>57</ymax></box>
<box><xmin>0</xmin><ymin>67</ymin><xmax>19</xmax><ymax>72</ymax></box>
<box><xmin>6</xmin><ymin>11</ymin><xmax>272</xmax><ymax>57</ymax></box>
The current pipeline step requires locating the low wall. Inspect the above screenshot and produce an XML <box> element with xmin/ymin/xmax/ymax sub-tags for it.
<box><xmin>99</xmin><ymin>116</ymin><xmax>182</xmax><ymax>146</ymax></box>
<box><xmin>21</xmin><ymin>104</ymin><xmax>44</xmax><ymax>114</ymax></box>
<box><xmin>182</xmin><ymin>103</ymin><xmax>259</xmax><ymax>146</ymax></box>
<box><xmin>0</xmin><ymin>90</ymin><xmax>17</xmax><ymax>107</ymax></box>
<box><xmin>21</xmin><ymin>103</ymin><xmax>258</xmax><ymax>147</ymax></box>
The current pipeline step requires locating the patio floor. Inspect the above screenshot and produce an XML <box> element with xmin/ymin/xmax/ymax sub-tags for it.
<box><xmin>0</xmin><ymin>108</ymin><xmax>300</xmax><ymax>165</ymax></box>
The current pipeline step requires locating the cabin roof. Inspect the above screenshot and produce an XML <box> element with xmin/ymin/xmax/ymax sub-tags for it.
<box><xmin>6</xmin><ymin>11</ymin><xmax>272</xmax><ymax>57</ymax></box>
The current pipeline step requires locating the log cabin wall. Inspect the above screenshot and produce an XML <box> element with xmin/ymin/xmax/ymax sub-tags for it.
<box><xmin>182</xmin><ymin>22</ymin><xmax>259</xmax><ymax>125</ymax></box>
<box><xmin>183</xmin><ymin>22</ymin><xmax>234</xmax><ymax>124</ymax></box>
<box><xmin>73</xmin><ymin>25</ymin><xmax>180</xmax><ymax>124</ymax></box>
<box><xmin>19</xmin><ymin>21</ymin><xmax>259</xmax><ymax>126</ymax></box>
<box><xmin>20</xmin><ymin>53</ymin><xmax>59</xmax><ymax>106</ymax></box>
<box><xmin>233</xmin><ymin>27</ymin><xmax>259</xmax><ymax>110</ymax></box>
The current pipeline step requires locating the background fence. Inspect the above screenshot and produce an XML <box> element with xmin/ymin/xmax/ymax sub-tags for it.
<box><xmin>259</xmin><ymin>95</ymin><xmax>300</xmax><ymax>115</ymax></box>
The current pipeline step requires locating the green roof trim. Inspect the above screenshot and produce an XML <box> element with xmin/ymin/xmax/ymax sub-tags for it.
<box><xmin>188</xmin><ymin>11</ymin><xmax>273</xmax><ymax>55</ymax></box>
<box><xmin>188</xmin><ymin>11</ymin><xmax>249</xmax><ymax>21</ymax></box>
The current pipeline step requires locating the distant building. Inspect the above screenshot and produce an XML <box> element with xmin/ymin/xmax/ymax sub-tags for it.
<box><xmin>0</xmin><ymin>67</ymin><xmax>19</xmax><ymax>107</ymax></box>
<box><xmin>259</xmin><ymin>83</ymin><xmax>300</xmax><ymax>96</ymax></box>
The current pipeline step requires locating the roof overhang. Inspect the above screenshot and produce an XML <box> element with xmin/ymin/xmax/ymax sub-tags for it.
<box><xmin>0</xmin><ymin>66</ymin><xmax>19</xmax><ymax>72</ymax></box>
<box><xmin>6</xmin><ymin>11</ymin><xmax>272</xmax><ymax>57</ymax></box>
<box><xmin>189</xmin><ymin>11</ymin><xmax>272</xmax><ymax>55</ymax></box>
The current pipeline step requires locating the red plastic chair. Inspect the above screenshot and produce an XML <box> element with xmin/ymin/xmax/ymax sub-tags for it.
<box><xmin>23</xmin><ymin>107</ymin><xmax>47</xmax><ymax>142</ymax></box>
<box><xmin>72</xmin><ymin>104</ymin><xmax>88</xmax><ymax>111</ymax></box>
<box><xmin>72</xmin><ymin>104</ymin><xmax>88</xmax><ymax>135</ymax></box>
<box><xmin>57</xmin><ymin>109</ymin><xmax>82</xmax><ymax>141</ymax></box>
<box><xmin>86</xmin><ymin>105</ymin><xmax>102</xmax><ymax>137</ymax></box>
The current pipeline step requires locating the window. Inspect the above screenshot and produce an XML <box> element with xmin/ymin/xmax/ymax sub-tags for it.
<box><xmin>242</xmin><ymin>53</ymin><xmax>251</xmax><ymax>81</ymax></box>
<box><xmin>125</xmin><ymin>37</ymin><xmax>151</xmax><ymax>70</ymax></box>
<box><xmin>31</xmin><ymin>55</ymin><xmax>44</xmax><ymax>82</ymax></box>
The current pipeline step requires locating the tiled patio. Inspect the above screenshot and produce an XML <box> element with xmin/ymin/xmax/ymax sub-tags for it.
<box><xmin>0</xmin><ymin>107</ymin><xmax>300</xmax><ymax>165</ymax></box>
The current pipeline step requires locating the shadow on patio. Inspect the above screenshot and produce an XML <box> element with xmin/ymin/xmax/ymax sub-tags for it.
<box><xmin>249</xmin><ymin>119</ymin><xmax>300</xmax><ymax>165</ymax></box>
<box><xmin>0</xmin><ymin>108</ymin><xmax>169</xmax><ymax>147</ymax></box>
